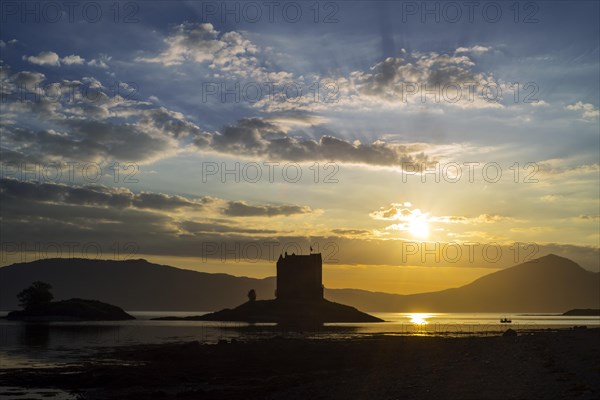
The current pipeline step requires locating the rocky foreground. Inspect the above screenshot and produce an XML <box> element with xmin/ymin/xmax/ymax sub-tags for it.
<box><xmin>1</xmin><ymin>328</ymin><xmax>598</xmax><ymax>399</ymax></box>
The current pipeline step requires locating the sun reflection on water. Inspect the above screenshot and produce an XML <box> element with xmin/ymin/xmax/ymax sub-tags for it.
<box><xmin>408</xmin><ymin>313</ymin><xmax>431</xmax><ymax>325</ymax></box>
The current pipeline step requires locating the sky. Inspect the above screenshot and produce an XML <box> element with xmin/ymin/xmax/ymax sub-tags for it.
<box><xmin>0</xmin><ymin>1</ymin><xmax>598</xmax><ymax>294</ymax></box>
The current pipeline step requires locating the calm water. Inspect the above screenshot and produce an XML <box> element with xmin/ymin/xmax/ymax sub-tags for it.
<box><xmin>0</xmin><ymin>311</ymin><xmax>598</xmax><ymax>370</ymax></box>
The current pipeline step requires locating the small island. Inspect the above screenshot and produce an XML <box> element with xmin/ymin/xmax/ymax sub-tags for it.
<box><xmin>155</xmin><ymin>253</ymin><xmax>383</xmax><ymax>324</ymax></box>
<box><xmin>6</xmin><ymin>281</ymin><xmax>135</xmax><ymax>321</ymax></box>
<box><xmin>155</xmin><ymin>298</ymin><xmax>382</xmax><ymax>323</ymax></box>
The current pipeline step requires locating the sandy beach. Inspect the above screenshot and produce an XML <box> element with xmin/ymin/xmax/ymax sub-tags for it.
<box><xmin>1</xmin><ymin>328</ymin><xmax>598</xmax><ymax>399</ymax></box>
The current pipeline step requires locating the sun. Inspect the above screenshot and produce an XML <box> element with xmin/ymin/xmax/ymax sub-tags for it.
<box><xmin>409</xmin><ymin>219</ymin><xmax>430</xmax><ymax>239</ymax></box>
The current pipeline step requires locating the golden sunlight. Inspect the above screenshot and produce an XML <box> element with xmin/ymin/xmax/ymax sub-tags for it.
<box><xmin>408</xmin><ymin>313</ymin><xmax>431</xmax><ymax>325</ymax></box>
<box><xmin>409</xmin><ymin>219</ymin><xmax>430</xmax><ymax>239</ymax></box>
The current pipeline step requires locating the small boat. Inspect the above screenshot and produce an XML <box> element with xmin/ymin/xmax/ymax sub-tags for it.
<box><xmin>500</xmin><ymin>316</ymin><xmax>512</xmax><ymax>323</ymax></box>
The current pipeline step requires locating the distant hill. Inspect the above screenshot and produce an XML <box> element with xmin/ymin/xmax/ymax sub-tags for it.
<box><xmin>1</xmin><ymin>255</ymin><xmax>598</xmax><ymax>313</ymax></box>
<box><xmin>0</xmin><ymin>258</ymin><xmax>275</xmax><ymax>311</ymax></box>
<box><xmin>562</xmin><ymin>309</ymin><xmax>600</xmax><ymax>316</ymax></box>
<box><xmin>327</xmin><ymin>255</ymin><xmax>600</xmax><ymax>312</ymax></box>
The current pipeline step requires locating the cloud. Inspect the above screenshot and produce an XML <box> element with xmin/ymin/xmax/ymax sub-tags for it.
<box><xmin>3</xmin><ymin>68</ymin><xmax>440</xmax><ymax>169</ymax></box>
<box><xmin>9</xmin><ymin>71</ymin><xmax>46</xmax><ymax>88</ymax></box>
<box><xmin>471</xmin><ymin>214</ymin><xmax>511</xmax><ymax>224</ymax></box>
<box><xmin>0</xmin><ymin>63</ymin><xmax>11</xmax><ymax>80</ymax></box>
<box><xmin>579</xmin><ymin>215</ymin><xmax>600</xmax><ymax>221</ymax></box>
<box><xmin>1</xmin><ymin>68</ymin><xmax>205</xmax><ymax>164</ymax></box>
<box><xmin>250</xmin><ymin>49</ymin><xmax>503</xmax><ymax>114</ymax></box>
<box><xmin>340</xmin><ymin>50</ymin><xmax>502</xmax><ymax>110</ymax></box>
<box><xmin>136</xmin><ymin>107</ymin><xmax>203</xmax><ymax>139</ymax></box>
<box><xmin>136</xmin><ymin>23</ymin><xmax>295</xmax><ymax>83</ymax></box>
<box><xmin>370</xmin><ymin>203</ymin><xmax>416</xmax><ymax>221</ymax></box>
<box><xmin>540</xmin><ymin>194</ymin><xmax>561</xmax><ymax>203</ymax></box>
<box><xmin>537</xmin><ymin>159</ymin><xmax>600</xmax><ymax>179</ymax></box>
<box><xmin>222</xmin><ymin>201</ymin><xmax>312</xmax><ymax>217</ymax></box>
<box><xmin>23</xmin><ymin>51</ymin><xmax>61</xmax><ymax>66</ymax></box>
<box><xmin>251</xmin><ymin>49</ymin><xmax>502</xmax><ymax>113</ymax></box>
<box><xmin>137</xmin><ymin>23</ymin><xmax>223</xmax><ymax>66</ymax></box>
<box><xmin>87</xmin><ymin>55</ymin><xmax>111</xmax><ymax>69</ymax></box>
<box><xmin>0</xmin><ymin>39</ymin><xmax>15</xmax><ymax>48</ymax></box>
<box><xmin>0</xmin><ymin>178</ymin><xmax>207</xmax><ymax>211</ymax></box>
<box><xmin>0</xmin><ymin>178</ymin><xmax>321</xmax><ymax>261</ymax></box>
<box><xmin>370</xmin><ymin>203</ymin><xmax>429</xmax><ymax>234</ymax></box>
<box><xmin>1</xmin><ymin>121</ymin><xmax>181</xmax><ymax>164</ymax></box>
<box><xmin>370</xmin><ymin>203</ymin><xmax>514</xmax><ymax>226</ymax></box>
<box><xmin>137</xmin><ymin>28</ymin><xmax>502</xmax><ymax>113</ymax></box>
<box><xmin>510</xmin><ymin>226</ymin><xmax>555</xmax><ymax>233</ymax></box>
<box><xmin>61</xmin><ymin>55</ymin><xmax>86</xmax><ymax>65</ymax></box>
<box><xmin>194</xmin><ymin>117</ymin><xmax>434</xmax><ymax>168</ymax></box>
<box><xmin>1</xmin><ymin>179</ymin><xmax>598</xmax><ymax>270</ymax></box>
<box><xmin>330</xmin><ymin>229</ymin><xmax>371</xmax><ymax>237</ymax></box>
<box><xmin>455</xmin><ymin>45</ymin><xmax>491</xmax><ymax>54</ymax></box>
<box><xmin>530</xmin><ymin>100</ymin><xmax>549</xmax><ymax>107</ymax></box>
<box><xmin>0</xmin><ymin>179</ymin><xmax>312</xmax><ymax>219</ymax></box>
<box><xmin>565</xmin><ymin>102</ymin><xmax>599</xmax><ymax>119</ymax></box>
<box><xmin>23</xmin><ymin>52</ymin><xmax>88</xmax><ymax>67</ymax></box>
<box><xmin>81</xmin><ymin>76</ymin><xmax>104</xmax><ymax>89</ymax></box>
<box><xmin>178</xmin><ymin>220</ymin><xmax>278</xmax><ymax>235</ymax></box>
<box><xmin>264</xmin><ymin>111</ymin><xmax>329</xmax><ymax>128</ymax></box>
<box><xmin>136</xmin><ymin>23</ymin><xmax>265</xmax><ymax>77</ymax></box>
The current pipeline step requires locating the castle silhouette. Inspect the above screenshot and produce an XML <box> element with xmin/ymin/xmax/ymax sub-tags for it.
<box><xmin>196</xmin><ymin>250</ymin><xmax>382</xmax><ymax>323</ymax></box>
<box><xmin>276</xmin><ymin>252</ymin><xmax>324</xmax><ymax>302</ymax></box>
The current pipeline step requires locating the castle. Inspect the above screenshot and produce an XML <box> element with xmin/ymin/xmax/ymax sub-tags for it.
<box><xmin>198</xmin><ymin>250</ymin><xmax>382</xmax><ymax>323</ymax></box>
<box><xmin>276</xmin><ymin>252</ymin><xmax>323</xmax><ymax>302</ymax></box>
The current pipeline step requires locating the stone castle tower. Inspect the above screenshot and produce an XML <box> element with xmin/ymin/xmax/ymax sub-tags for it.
<box><xmin>276</xmin><ymin>252</ymin><xmax>323</xmax><ymax>302</ymax></box>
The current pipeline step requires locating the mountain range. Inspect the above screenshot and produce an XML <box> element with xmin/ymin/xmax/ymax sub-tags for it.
<box><xmin>0</xmin><ymin>254</ymin><xmax>598</xmax><ymax>312</ymax></box>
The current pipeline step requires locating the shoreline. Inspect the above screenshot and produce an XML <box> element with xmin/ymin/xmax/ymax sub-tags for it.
<box><xmin>1</xmin><ymin>327</ymin><xmax>598</xmax><ymax>399</ymax></box>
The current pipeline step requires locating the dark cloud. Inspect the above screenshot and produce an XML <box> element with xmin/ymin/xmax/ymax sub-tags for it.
<box><xmin>1</xmin><ymin>179</ymin><xmax>598</xmax><ymax>271</ymax></box>
<box><xmin>370</xmin><ymin>204</ymin><xmax>413</xmax><ymax>220</ymax></box>
<box><xmin>132</xmin><ymin>192</ymin><xmax>208</xmax><ymax>210</ymax></box>
<box><xmin>10</xmin><ymin>71</ymin><xmax>46</xmax><ymax>88</ymax></box>
<box><xmin>0</xmin><ymin>178</ymin><xmax>206</xmax><ymax>211</ymax></box>
<box><xmin>195</xmin><ymin>118</ymin><xmax>432</xmax><ymax>168</ymax></box>
<box><xmin>137</xmin><ymin>107</ymin><xmax>204</xmax><ymax>139</ymax></box>
<box><xmin>1</xmin><ymin>111</ymin><xmax>195</xmax><ymax>164</ymax></box>
<box><xmin>179</xmin><ymin>221</ymin><xmax>278</xmax><ymax>235</ymax></box>
<box><xmin>0</xmin><ymin>178</ymin><xmax>313</xmax><ymax>262</ymax></box>
<box><xmin>222</xmin><ymin>200</ymin><xmax>312</xmax><ymax>217</ymax></box>
<box><xmin>331</xmin><ymin>229</ymin><xmax>371</xmax><ymax>236</ymax></box>
<box><xmin>0</xmin><ymin>179</ymin><xmax>311</xmax><ymax>218</ymax></box>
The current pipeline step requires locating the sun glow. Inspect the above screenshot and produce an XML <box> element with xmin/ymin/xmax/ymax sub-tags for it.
<box><xmin>409</xmin><ymin>219</ymin><xmax>430</xmax><ymax>239</ymax></box>
<box><xmin>409</xmin><ymin>313</ymin><xmax>431</xmax><ymax>325</ymax></box>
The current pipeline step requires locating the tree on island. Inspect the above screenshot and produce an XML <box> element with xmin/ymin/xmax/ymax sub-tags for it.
<box><xmin>247</xmin><ymin>289</ymin><xmax>257</xmax><ymax>302</ymax></box>
<box><xmin>17</xmin><ymin>281</ymin><xmax>54</xmax><ymax>310</ymax></box>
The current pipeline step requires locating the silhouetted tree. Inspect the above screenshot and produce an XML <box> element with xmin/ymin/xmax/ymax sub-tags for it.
<box><xmin>17</xmin><ymin>281</ymin><xmax>54</xmax><ymax>310</ymax></box>
<box><xmin>247</xmin><ymin>289</ymin><xmax>256</xmax><ymax>302</ymax></box>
